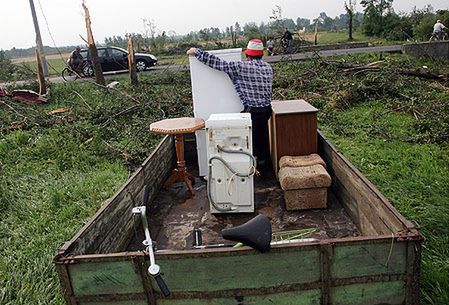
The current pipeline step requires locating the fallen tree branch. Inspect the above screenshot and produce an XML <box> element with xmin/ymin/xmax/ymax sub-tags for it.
<box><xmin>91</xmin><ymin>81</ymin><xmax>141</xmax><ymax>105</ymax></box>
<box><xmin>1</xmin><ymin>117</ymin><xmax>28</xmax><ymax>132</ymax></box>
<box><xmin>398</xmin><ymin>69</ymin><xmax>448</xmax><ymax>81</ymax></box>
<box><xmin>0</xmin><ymin>100</ymin><xmax>28</xmax><ymax>118</ymax></box>
<box><xmin>101</xmin><ymin>104</ymin><xmax>141</xmax><ymax>127</ymax></box>
<box><xmin>71</xmin><ymin>90</ymin><xmax>93</xmax><ymax>111</ymax></box>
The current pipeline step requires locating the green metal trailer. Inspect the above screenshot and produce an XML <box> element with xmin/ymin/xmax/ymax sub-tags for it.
<box><xmin>54</xmin><ymin>132</ymin><xmax>422</xmax><ymax>305</ymax></box>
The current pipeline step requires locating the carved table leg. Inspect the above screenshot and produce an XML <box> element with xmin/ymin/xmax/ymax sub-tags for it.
<box><xmin>163</xmin><ymin>134</ymin><xmax>195</xmax><ymax>196</ymax></box>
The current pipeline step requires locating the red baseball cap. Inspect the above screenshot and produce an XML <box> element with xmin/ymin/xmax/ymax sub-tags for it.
<box><xmin>245</xmin><ymin>39</ymin><xmax>264</xmax><ymax>56</ymax></box>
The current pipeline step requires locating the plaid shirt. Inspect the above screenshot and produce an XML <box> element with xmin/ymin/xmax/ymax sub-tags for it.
<box><xmin>194</xmin><ymin>49</ymin><xmax>273</xmax><ymax>108</ymax></box>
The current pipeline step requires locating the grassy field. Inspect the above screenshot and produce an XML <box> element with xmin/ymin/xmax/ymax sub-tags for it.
<box><xmin>12</xmin><ymin>53</ymin><xmax>69</xmax><ymax>77</ymax></box>
<box><xmin>302</xmin><ymin>30</ymin><xmax>390</xmax><ymax>45</ymax></box>
<box><xmin>1</xmin><ymin>54</ymin><xmax>448</xmax><ymax>304</ymax></box>
<box><xmin>320</xmin><ymin>103</ymin><xmax>449</xmax><ymax>304</ymax></box>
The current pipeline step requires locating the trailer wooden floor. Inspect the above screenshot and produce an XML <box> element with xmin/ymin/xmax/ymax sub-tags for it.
<box><xmin>127</xmin><ymin>164</ymin><xmax>360</xmax><ymax>251</ymax></box>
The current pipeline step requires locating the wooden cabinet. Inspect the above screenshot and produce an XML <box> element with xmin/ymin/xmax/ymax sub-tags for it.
<box><xmin>270</xmin><ymin>100</ymin><xmax>318</xmax><ymax>174</ymax></box>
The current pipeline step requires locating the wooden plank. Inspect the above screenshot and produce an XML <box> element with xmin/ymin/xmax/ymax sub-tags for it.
<box><xmin>331</xmin><ymin>242</ymin><xmax>407</xmax><ymax>279</ymax></box>
<box><xmin>405</xmin><ymin>240</ymin><xmax>421</xmax><ymax>305</ymax></box>
<box><xmin>55</xmin><ymin>264</ymin><xmax>77</xmax><ymax>305</ymax></box>
<box><xmin>63</xmin><ymin>136</ymin><xmax>174</xmax><ymax>255</ymax></box>
<box><xmin>331</xmin><ymin>281</ymin><xmax>405</xmax><ymax>305</ymax></box>
<box><xmin>157</xmin><ymin>290</ymin><xmax>321</xmax><ymax>305</ymax></box>
<box><xmin>318</xmin><ymin>132</ymin><xmax>406</xmax><ymax>235</ymax></box>
<box><xmin>79</xmin><ymin>302</ymin><xmax>147</xmax><ymax>305</ymax></box>
<box><xmin>69</xmin><ymin>260</ymin><xmax>144</xmax><ymax>295</ymax></box>
<box><xmin>133</xmin><ymin>255</ymin><xmax>156</xmax><ymax>305</ymax></box>
<box><xmin>95</xmin><ymin>137</ymin><xmax>175</xmax><ymax>253</ymax></box>
<box><xmin>331</xmin><ymin>166</ymin><xmax>391</xmax><ymax>235</ymax></box>
<box><xmin>320</xmin><ymin>244</ymin><xmax>332</xmax><ymax>305</ymax></box>
<box><xmin>157</xmin><ymin>249</ymin><xmax>320</xmax><ymax>292</ymax></box>
<box><xmin>321</xmin><ymin>140</ymin><xmax>392</xmax><ymax>235</ymax></box>
<box><xmin>332</xmin><ymin>179</ymin><xmax>380</xmax><ymax>235</ymax></box>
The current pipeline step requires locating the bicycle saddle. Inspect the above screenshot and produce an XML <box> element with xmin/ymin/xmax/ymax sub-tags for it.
<box><xmin>222</xmin><ymin>215</ymin><xmax>272</xmax><ymax>253</ymax></box>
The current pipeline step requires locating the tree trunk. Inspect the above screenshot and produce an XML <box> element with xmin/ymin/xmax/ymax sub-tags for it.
<box><xmin>82</xmin><ymin>1</ymin><xmax>105</xmax><ymax>86</ymax></box>
<box><xmin>35</xmin><ymin>48</ymin><xmax>45</xmax><ymax>95</ymax></box>
<box><xmin>348</xmin><ymin>12</ymin><xmax>354</xmax><ymax>41</ymax></box>
<box><xmin>230</xmin><ymin>26</ymin><xmax>237</xmax><ymax>48</ymax></box>
<box><xmin>128</xmin><ymin>36</ymin><xmax>138</xmax><ymax>86</ymax></box>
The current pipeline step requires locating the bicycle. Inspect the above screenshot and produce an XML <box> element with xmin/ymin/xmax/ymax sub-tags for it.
<box><xmin>429</xmin><ymin>30</ymin><xmax>448</xmax><ymax>42</ymax></box>
<box><xmin>61</xmin><ymin>61</ymin><xmax>94</xmax><ymax>82</ymax></box>
<box><xmin>280</xmin><ymin>38</ymin><xmax>290</xmax><ymax>54</ymax></box>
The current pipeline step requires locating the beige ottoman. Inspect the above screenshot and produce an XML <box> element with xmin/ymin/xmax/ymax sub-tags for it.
<box><xmin>279</xmin><ymin>154</ymin><xmax>326</xmax><ymax>169</ymax></box>
<box><xmin>279</xmin><ymin>161</ymin><xmax>331</xmax><ymax>211</ymax></box>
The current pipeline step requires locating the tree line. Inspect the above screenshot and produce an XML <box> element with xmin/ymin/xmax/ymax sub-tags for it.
<box><xmin>104</xmin><ymin>3</ymin><xmax>448</xmax><ymax>55</ymax></box>
<box><xmin>2</xmin><ymin>2</ymin><xmax>448</xmax><ymax>59</ymax></box>
<box><xmin>3</xmin><ymin>45</ymin><xmax>77</xmax><ymax>59</ymax></box>
<box><xmin>360</xmin><ymin>2</ymin><xmax>449</xmax><ymax>40</ymax></box>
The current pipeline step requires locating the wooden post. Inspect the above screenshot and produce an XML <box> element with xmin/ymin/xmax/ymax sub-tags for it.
<box><xmin>314</xmin><ymin>21</ymin><xmax>318</xmax><ymax>45</ymax></box>
<box><xmin>127</xmin><ymin>35</ymin><xmax>138</xmax><ymax>85</ymax></box>
<box><xmin>82</xmin><ymin>0</ymin><xmax>105</xmax><ymax>86</ymax></box>
<box><xmin>36</xmin><ymin>49</ymin><xmax>45</xmax><ymax>95</ymax></box>
<box><xmin>29</xmin><ymin>0</ymin><xmax>48</xmax><ymax>77</ymax></box>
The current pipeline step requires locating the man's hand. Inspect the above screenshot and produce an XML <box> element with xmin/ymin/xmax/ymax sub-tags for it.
<box><xmin>186</xmin><ymin>48</ymin><xmax>197</xmax><ymax>56</ymax></box>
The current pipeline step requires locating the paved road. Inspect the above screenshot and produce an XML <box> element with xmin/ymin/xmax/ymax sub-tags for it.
<box><xmin>1</xmin><ymin>45</ymin><xmax>402</xmax><ymax>87</ymax></box>
<box><xmin>264</xmin><ymin>45</ymin><xmax>402</xmax><ymax>63</ymax></box>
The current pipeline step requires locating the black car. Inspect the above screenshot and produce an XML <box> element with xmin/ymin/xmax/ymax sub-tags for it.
<box><xmin>79</xmin><ymin>46</ymin><xmax>157</xmax><ymax>76</ymax></box>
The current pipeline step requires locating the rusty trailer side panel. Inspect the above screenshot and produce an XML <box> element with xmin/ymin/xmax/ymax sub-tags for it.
<box><xmin>54</xmin><ymin>133</ymin><xmax>422</xmax><ymax>305</ymax></box>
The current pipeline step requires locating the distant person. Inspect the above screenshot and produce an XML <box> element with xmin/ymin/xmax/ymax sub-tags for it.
<box><xmin>266</xmin><ymin>37</ymin><xmax>275</xmax><ymax>56</ymax></box>
<box><xmin>186</xmin><ymin>39</ymin><xmax>274</xmax><ymax>168</ymax></box>
<box><xmin>68</xmin><ymin>46</ymin><xmax>84</xmax><ymax>72</ymax></box>
<box><xmin>432</xmin><ymin>20</ymin><xmax>447</xmax><ymax>41</ymax></box>
<box><xmin>281</xmin><ymin>27</ymin><xmax>293</xmax><ymax>53</ymax></box>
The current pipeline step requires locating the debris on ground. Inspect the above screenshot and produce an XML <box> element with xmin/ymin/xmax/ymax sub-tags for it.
<box><xmin>47</xmin><ymin>108</ymin><xmax>69</xmax><ymax>115</ymax></box>
<box><xmin>0</xmin><ymin>87</ymin><xmax>50</xmax><ymax>104</ymax></box>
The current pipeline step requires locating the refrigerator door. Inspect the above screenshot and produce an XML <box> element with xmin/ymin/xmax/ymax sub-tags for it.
<box><xmin>189</xmin><ymin>48</ymin><xmax>243</xmax><ymax>176</ymax></box>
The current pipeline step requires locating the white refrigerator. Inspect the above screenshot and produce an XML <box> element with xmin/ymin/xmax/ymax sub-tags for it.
<box><xmin>189</xmin><ymin>48</ymin><xmax>243</xmax><ymax>176</ymax></box>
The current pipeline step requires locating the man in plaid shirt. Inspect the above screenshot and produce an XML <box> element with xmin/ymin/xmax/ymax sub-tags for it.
<box><xmin>187</xmin><ymin>39</ymin><xmax>273</xmax><ymax>169</ymax></box>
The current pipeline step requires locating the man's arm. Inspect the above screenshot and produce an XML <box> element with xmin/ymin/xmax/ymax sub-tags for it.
<box><xmin>187</xmin><ymin>48</ymin><xmax>240</xmax><ymax>76</ymax></box>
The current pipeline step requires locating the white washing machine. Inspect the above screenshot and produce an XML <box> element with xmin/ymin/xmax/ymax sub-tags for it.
<box><xmin>206</xmin><ymin>113</ymin><xmax>255</xmax><ymax>213</ymax></box>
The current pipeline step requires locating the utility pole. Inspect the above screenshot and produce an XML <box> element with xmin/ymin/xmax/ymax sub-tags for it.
<box><xmin>29</xmin><ymin>0</ymin><xmax>49</xmax><ymax>77</ymax></box>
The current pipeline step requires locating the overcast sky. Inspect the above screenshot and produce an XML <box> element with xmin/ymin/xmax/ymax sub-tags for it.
<box><xmin>1</xmin><ymin>0</ymin><xmax>448</xmax><ymax>50</ymax></box>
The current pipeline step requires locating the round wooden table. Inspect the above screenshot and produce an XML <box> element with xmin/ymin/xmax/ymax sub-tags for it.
<box><xmin>150</xmin><ymin>117</ymin><xmax>205</xmax><ymax>196</ymax></box>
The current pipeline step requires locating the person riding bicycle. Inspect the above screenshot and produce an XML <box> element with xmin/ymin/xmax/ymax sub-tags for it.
<box><xmin>281</xmin><ymin>27</ymin><xmax>293</xmax><ymax>53</ymax></box>
<box><xmin>432</xmin><ymin>20</ymin><xmax>447</xmax><ymax>41</ymax></box>
<box><xmin>68</xmin><ymin>46</ymin><xmax>84</xmax><ymax>73</ymax></box>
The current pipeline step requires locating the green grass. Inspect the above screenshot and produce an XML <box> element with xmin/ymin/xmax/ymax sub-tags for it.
<box><xmin>157</xmin><ymin>54</ymin><xmax>189</xmax><ymax>66</ymax></box>
<box><xmin>313</xmin><ymin>30</ymin><xmax>390</xmax><ymax>45</ymax></box>
<box><xmin>320</xmin><ymin>102</ymin><xmax>449</xmax><ymax>305</ymax></box>
<box><xmin>17</xmin><ymin>57</ymin><xmax>67</xmax><ymax>77</ymax></box>
<box><xmin>0</xmin><ymin>130</ymin><xmax>129</xmax><ymax>304</ymax></box>
<box><xmin>1</xmin><ymin>54</ymin><xmax>448</xmax><ymax>304</ymax></box>
<box><xmin>0</xmin><ymin>73</ymin><xmax>193</xmax><ymax>304</ymax></box>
